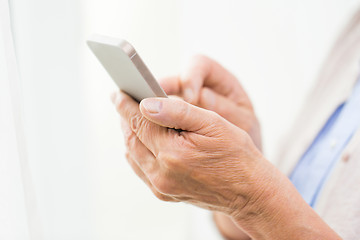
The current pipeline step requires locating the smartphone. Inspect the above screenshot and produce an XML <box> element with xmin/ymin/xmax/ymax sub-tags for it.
<box><xmin>87</xmin><ymin>34</ymin><xmax>167</xmax><ymax>102</ymax></box>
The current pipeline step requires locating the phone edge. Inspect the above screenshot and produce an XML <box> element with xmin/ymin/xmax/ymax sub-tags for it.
<box><xmin>119</xmin><ymin>40</ymin><xmax>168</xmax><ymax>98</ymax></box>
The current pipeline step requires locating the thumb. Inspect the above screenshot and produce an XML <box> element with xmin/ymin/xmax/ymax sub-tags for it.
<box><xmin>139</xmin><ymin>97</ymin><xmax>221</xmax><ymax>134</ymax></box>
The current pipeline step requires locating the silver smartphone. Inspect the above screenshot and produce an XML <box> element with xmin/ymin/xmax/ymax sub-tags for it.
<box><xmin>87</xmin><ymin>34</ymin><xmax>167</xmax><ymax>102</ymax></box>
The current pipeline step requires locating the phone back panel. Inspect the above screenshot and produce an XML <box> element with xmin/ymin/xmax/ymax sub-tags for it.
<box><xmin>87</xmin><ymin>35</ymin><xmax>167</xmax><ymax>102</ymax></box>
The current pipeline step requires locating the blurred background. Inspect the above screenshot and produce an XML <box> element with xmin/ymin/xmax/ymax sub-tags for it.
<box><xmin>5</xmin><ymin>0</ymin><xmax>360</xmax><ymax>239</ymax></box>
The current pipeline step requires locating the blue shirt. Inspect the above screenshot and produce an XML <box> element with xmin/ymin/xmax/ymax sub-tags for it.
<box><xmin>290</xmin><ymin>79</ymin><xmax>360</xmax><ymax>207</ymax></box>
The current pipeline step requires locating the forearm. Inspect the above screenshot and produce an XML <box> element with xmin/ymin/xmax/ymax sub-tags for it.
<box><xmin>231</xmin><ymin>163</ymin><xmax>341</xmax><ymax>240</ymax></box>
<box><xmin>213</xmin><ymin>212</ymin><xmax>250</xmax><ymax>240</ymax></box>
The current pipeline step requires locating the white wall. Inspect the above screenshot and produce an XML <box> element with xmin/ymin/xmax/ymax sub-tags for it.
<box><xmin>10</xmin><ymin>0</ymin><xmax>94</xmax><ymax>239</ymax></box>
<box><xmin>0</xmin><ymin>1</ymin><xmax>30</xmax><ymax>238</ymax></box>
<box><xmin>9</xmin><ymin>0</ymin><xmax>360</xmax><ymax>239</ymax></box>
<box><xmin>178</xmin><ymin>0</ymin><xmax>360</xmax><ymax>159</ymax></box>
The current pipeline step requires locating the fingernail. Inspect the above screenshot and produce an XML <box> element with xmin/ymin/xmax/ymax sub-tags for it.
<box><xmin>183</xmin><ymin>88</ymin><xmax>194</xmax><ymax>102</ymax></box>
<box><xmin>142</xmin><ymin>99</ymin><xmax>162</xmax><ymax>114</ymax></box>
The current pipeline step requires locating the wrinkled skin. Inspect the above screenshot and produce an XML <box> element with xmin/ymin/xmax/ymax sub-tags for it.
<box><xmin>159</xmin><ymin>55</ymin><xmax>262</xmax><ymax>151</ymax></box>
<box><xmin>114</xmin><ymin>91</ymin><xmax>270</xmax><ymax>215</ymax></box>
<box><xmin>156</xmin><ymin>55</ymin><xmax>261</xmax><ymax>239</ymax></box>
<box><xmin>112</xmin><ymin>56</ymin><xmax>341</xmax><ymax>240</ymax></box>
<box><xmin>119</xmin><ymin>55</ymin><xmax>260</xmax><ymax>239</ymax></box>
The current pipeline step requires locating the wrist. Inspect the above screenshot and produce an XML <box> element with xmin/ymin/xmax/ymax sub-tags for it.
<box><xmin>229</xmin><ymin>163</ymin><xmax>341</xmax><ymax>240</ymax></box>
<box><xmin>229</xmin><ymin>159</ymin><xmax>280</xmax><ymax>224</ymax></box>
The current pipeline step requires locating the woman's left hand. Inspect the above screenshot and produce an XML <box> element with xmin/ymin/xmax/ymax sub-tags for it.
<box><xmin>112</xmin><ymin>91</ymin><xmax>274</xmax><ymax>217</ymax></box>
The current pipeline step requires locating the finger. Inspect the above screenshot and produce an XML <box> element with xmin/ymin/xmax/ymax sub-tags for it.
<box><xmin>158</xmin><ymin>76</ymin><xmax>181</xmax><ymax>96</ymax></box>
<box><xmin>126</xmin><ymin>154</ymin><xmax>178</xmax><ymax>202</ymax></box>
<box><xmin>199</xmin><ymin>87</ymin><xmax>253</xmax><ymax>127</ymax></box>
<box><xmin>120</xmin><ymin>118</ymin><xmax>159</xmax><ymax>174</ymax></box>
<box><xmin>122</xmin><ymin>119</ymin><xmax>179</xmax><ymax>202</ymax></box>
<box><xmin>180</xmin><ymin>55</ymin><xmax>248</xmax><ymax>104</ymax></box>
<box><xmin>126</xmin><ymin>152</ymin><xmax>152</xmax><ymax>187</ymax></box>
<box><xmin>114</xmin><ymin>91</ymin><xmax>170</xmax><ymax>156</ymax></box>
<box><xmin>139</xmin><ymin>97</ymin><xmax>223</xmax><ymax>135</ymax></box>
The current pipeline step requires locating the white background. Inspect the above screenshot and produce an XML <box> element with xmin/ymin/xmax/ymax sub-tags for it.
<box><xmin>7</xmin><ymin>0</ymin><xmax>360</xmax><ymax>239</ymax></box>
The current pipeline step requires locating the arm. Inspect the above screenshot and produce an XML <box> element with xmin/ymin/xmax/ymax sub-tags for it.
<box><xmin>231</xmin><ymin>164</ymin><xmax>340</xmax><ymax>240</ymax></box>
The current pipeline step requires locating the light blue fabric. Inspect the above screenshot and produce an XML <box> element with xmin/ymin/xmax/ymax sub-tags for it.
<box><xmin>290</xmin><ymin>79</ymin><xmax>360</xmax><ymax>207</ymax></box>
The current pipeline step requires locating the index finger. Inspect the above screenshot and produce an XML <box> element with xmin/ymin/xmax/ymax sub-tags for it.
<box><xmin>180</xmin><ymin>55</ymin><xmax>249</xmax><ymax>105</ymax></box>
<box><xmin>158</xmin><ymin>76</ymin><xmax>181</xmax><ymax>96</ymax></box>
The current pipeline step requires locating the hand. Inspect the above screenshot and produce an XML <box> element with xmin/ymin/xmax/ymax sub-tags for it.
<box><xmin>112</xmin><ymin>92</ymin><xmax>341</xmax><ymax>240</ymax></box>
<box><xmin>113</xmin><ymin>91</ymin><xmax>270</xmax><ymax>216</ymax></box>
<box><xmin>159</xmin><ymin>55</ymin><xmax>262</xmax><ymax>150</ymax></box>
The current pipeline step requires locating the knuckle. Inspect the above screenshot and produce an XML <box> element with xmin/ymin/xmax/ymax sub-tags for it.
<box><xmin>123</xmin><ymin>129</ymin><xmax>133</xmax><ymax>145</ymax></box>
<box><xmin>200</xmin><ymin>111</ymin><xmax>229</xmax><ymax>137</ymax></box>
<box><xmin>121</xmin><ymin>121</ymin><xmax>134</xmax><ymax>138</ymax></box>
<box><xmin>124</xmin><ymin>131</ymin><xmax>137</xmax><ymax>149</ymax></box>
<box><xmin>200</xmin><ymin>109</ymin><xmax>221</xmax><ymax>127</ymax></box>
<box><xmin>177</xmin><ymin>103</ymin><xmax>190</xmax><ymax>120</ymax></box>
<box><xmin>130</xmin><ymin>115</ymin><xmax>149</xmax><ymax>135</ymax></box>
<box><xmin>151</xmin><ymin>174</ymin><xmax>173</xmax><ymax>195</ymax></box>
<box><xmin>158</xmin><ymin>151</ymin><xmax>183</xmax><ymax>171</ymax></box>
<box><xmin>129</xmin><ymin>115</ymin><xmax>141</xmax><ymax>131</ymax></box>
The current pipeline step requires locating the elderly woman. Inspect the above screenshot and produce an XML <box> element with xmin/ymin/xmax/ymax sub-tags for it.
<box><xmin>112</xmin><ymin>9</ymin><xmax>360</xmax><ymax>240</ymax></box>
